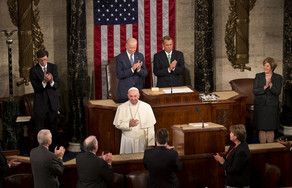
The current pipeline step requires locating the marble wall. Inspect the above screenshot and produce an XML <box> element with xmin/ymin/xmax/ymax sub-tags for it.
<box><xmin>214</xmin><ymin>0</ymin><xmax>284</xmax><ymax>90</ymax></box>
<box><xmin>0</xmin><ymin>0</ymin><xmax>21</xmax><ymax>97</ymax></box>
<box><xmin>0</xmin><ymin>0</ymin><xmax>67</xmax><ymax>98</ymax></box>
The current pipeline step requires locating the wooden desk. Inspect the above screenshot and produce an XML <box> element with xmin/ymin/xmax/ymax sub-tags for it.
<box><xmin>172</xmin><ymin>122</ymin><xmax>227</xmax><ymax>155</ymax></box>
<box><xmin>85</xmin><ymin>91</ymin><xmax>246</xmax><ymax>154</ymax></box>
<box><xmin>8</xmin><ymin>143</ymin><xmax>292</xmax><ymax>188</ymax></box>
<box><xmin>141</xmin><ymin>86</ymin><xmax>199</xmax><ymax>105</ymax></box>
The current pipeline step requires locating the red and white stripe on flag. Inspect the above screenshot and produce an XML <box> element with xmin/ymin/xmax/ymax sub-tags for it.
<box><xmin>94</xmin><ymin>0</ymin><xmax>176</xmax><ymax>99</ymax></box>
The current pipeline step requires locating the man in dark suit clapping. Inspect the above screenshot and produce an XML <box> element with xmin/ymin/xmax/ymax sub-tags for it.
<box><xmin>29</xmin><ymin>49</ymin><xmax>60</xmax><ymax>148</ymax></box>
<box><xmin>76</xmin><ymin>136</ymin><xmax>113</xmax><ymax>188</ymax></box>
<box><xmin>30</xmin><ymin>129</ymin><xmax>65</xmax><ymax>188</ymax></box>
<box><xmin>116</xmin><ymin>38</ymin><xmax>148</xmax><ymax>103</ymax></box>
<box><xmin>143</xmin><ymin>128</ymin><xmax>182</xmax><ymax>188</ymax></box>
<box><xmin>153</xmin><ymin>36</ymin><xmax>185</xmax><ymax>88</ymax></box>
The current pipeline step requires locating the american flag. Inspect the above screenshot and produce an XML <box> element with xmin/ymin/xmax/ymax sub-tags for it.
<box><xmin>93</xmin><ymin>0</ymin><xmax>176</xmax><ymax>99</ymax></box>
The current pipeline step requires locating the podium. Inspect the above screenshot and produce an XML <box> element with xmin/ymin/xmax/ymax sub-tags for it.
<box><xmin>172</xmin><ymin>122</ymin><xmax>227</xmax><ymax>155</ymax></box>
<box><xmin>141</xmin><ymin>86</ymin><xmax>199</xmax><ymax>106</ymax></box>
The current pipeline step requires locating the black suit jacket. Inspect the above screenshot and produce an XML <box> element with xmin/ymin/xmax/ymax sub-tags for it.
<box><xmin>143</xmin><ymin>146</ymin><xmax>182</xmax><ymax>188</ymax></box>
<box><xmin>253</xmin><ymin>72</ymin><xmax>283</xmax><ymax>130</ymax></box>
<box><xmin>29</xmin><ymin>62</ymin><xmax>60</xmax><ymax>115</ymax></box>
<box><xmin>30</xmin><ymin>145</ymin><xmax>64</xmax><ymax>188</ymax></box>
<box><xmin>253</xmin><ymin>72</ymin><xmax>283</xmax><ymax>107</ymax></box>
<box><xmin>0</xmin><ymin>152</ymin><xmax>9</xmax><ymax>188</ymax></box>
<box><xmin>116</xmin><ymin>52</ymin><xmax>148</xmax><ymax>102</ymax></box>
<box><xmin>76</xmin><ymin>152</ymin><xmax>113</xmax><ymax>188</ymax></box>
<box><xmin>153</xmin><ymin>50</ymin><xmax>185</xmax><ymax>87</ymax></box>
<box><xmin>222</xmin><ymin>142</ymin><xmax>251</xmax><ymax>187</ymax></box>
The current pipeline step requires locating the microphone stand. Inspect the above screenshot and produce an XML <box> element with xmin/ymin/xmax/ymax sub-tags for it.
<box><xmin>170</xmin><ymin>71</ymin><xmax>173</xmax><ymax>94</ymax></box>
<box><xmin>195</xmin><ymin>106</ymin><xmax>204</xmax><ymax>128</ymax></box>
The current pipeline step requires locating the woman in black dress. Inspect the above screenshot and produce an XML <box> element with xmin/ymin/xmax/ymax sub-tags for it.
<box><xmin>253</xmin><ymin>57</ymin><xmax>283</xmax><ymax>143</ymax></box>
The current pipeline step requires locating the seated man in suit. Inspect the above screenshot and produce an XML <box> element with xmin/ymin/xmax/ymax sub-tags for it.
<box><xmin>143</xmin><ymin>128</ymin><xmax>182</xmax><ymax>188</ymax></box>
<box><xmin>76</xmin><ymin>135</ymin><xmax>113</xmax><ymax>188</ymax></box>
<box><xmin>30</xmin><ymin>129</ymin><xmax>65</xmax><ymax>188</ymax></box>
<box><xmin>153</xmin><ymin>36</ymin><xmax>185</xmax><ymax>87</ymax></box>
<box><xmin>0</xmin><ymin>149</ymin><xmax>20</xmax><ymax>188</ymax></box>
<box><xmin>116</xmin><ymin>38</ymin><xmax>148</xmax><ymax>103</ymax></box>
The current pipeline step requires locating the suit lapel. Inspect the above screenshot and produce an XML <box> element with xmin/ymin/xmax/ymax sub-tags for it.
<box><xmin>171</xmin><ymin>50</ymin><xmax>176</xmax><ymax>62</ymax></box>
<box><xmin>162</xmin><ymin>51</ymin><xmax>169</xmax><ymax>64</ymax></box>
<box><xmin>271</xmin><ymin>72</ymin><xmax>277</xmax><ymax>82</ymax></box>
<box><xmin>124</xmin><ymin>52</ymin><xmax>132</xmax><ymax>66</ymax></box>
<box><xmin>47</xmin><ymin>63</ymin><xmax>53</xmax><ymax>74</ymax></box>
<box><xmin>36</xmin><ymin>64</ymin><xmax>44</xmax><ymax>80</ymax></box>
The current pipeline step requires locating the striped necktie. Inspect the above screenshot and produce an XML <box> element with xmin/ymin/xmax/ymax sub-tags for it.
<box><xmin>43</xmin><ymin>66</ymin><xmax>47</xmax><ymax>74</ymax></box>
<box><xmin>130</xmin><ymin>54</ymin><xmax>134</xmax><ymax>64</ymax></box>
<box><xmin>167</xmin><ymin>53</ymin><xmax>171</xmax><ymax>64</ymax></box>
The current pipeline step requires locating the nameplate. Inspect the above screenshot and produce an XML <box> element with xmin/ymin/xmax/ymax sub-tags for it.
<box><xmin>16</xmin><ymin>116</ymin><xmax>31</xmax><ymax>123</ymax></box>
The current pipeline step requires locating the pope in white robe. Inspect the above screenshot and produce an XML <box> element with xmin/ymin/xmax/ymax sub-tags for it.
<box><xmin>113</xmin><ymin>87</ymin><xmax>156</xmax><ymax>154</ymax></box>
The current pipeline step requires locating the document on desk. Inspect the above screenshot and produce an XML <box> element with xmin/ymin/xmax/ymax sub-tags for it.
<box><xmin>189</xmin><ymin>122</ymin><xmax>209</xmax><ymax>128</ymax></box>
<box><xmin>163</xmin><ymin>87</ymin><xmax>193</xmax><ymax>94</ymax></box>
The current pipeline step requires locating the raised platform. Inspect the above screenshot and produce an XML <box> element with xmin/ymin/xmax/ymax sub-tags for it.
<box><xmin>86</xmin><ymin>90</ymin><xmax>247</xmax><ymax>154</ymax></box>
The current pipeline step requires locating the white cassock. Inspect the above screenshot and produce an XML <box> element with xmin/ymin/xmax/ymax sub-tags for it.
<box><xmin>113</xmin><ymin>100</ymin><xmax>156</xmax><ymax>154</ymax></box>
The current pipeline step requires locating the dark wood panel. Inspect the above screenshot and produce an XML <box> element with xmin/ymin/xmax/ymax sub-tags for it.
<box><xmin>4</xmin><ymin>145</ymin><xmax>292</xmax><ymax>188</ymax></box>
<box><xmin>85</xmin><ymin>94</ymin><xmax>246</xmax><ymax>154</ymax></box>
<box><xmin>178</xmin><ymin>154</ymin><xmax>225</xmax><ymax>188</ymax></box>
<box><xmin>86</xmin><ymin>105</ymin><xmax>119</xmax><ymax>154</ymax></box>
<box><xmin>140</xmin><ymin>87</ymin><xmax>199</xmax><ymax>106</ymax></box>
<box><xmin>172</xmin><ymin>124</ymin><xmax>226</xmax><ymax>155</ymax></box>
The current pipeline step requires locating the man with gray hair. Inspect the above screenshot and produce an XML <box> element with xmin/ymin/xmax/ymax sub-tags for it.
<box><xmin>116</xmin><ymin>38</ymin><xmax>148</xmax><ymax>103</ymax></box>
<box><xmin>30</xmin><ymin>129</ymin><xmax>65</xmax><ymax>188</ymax></box>
<box><xmin>153</xmin><ymin>36</ymin><xmax>185</xmax><ymax>87</ymax></box>
<box><xmin>113</xmin><ymin>87</ymin><xmax>156</xmax><ymax>154</ymax></box>
<box><xmin>76</xmin><ymin>135</ymin><xmax>113</xmax><ymax>188</ymax></box>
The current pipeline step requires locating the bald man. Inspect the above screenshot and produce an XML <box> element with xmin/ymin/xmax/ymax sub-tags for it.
<box><xmin>113</xmin><ymin>87</ymin><xmax>156</xmax><ymax>154</ymax></box>
<box><xmin>76</xmin><ymin>136</ymin><xmax>113</xmax><ymax>188</ymax></box>
<box><xmin>116</xmin><ymin>38</ymin><xmax>148</xmax><ymax>103</ymax></box>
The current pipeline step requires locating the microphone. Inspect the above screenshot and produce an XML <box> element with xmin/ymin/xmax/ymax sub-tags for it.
<box><xmin>169</xmin><ymin>68</ymin><xmax>173</xmax><ymax>94</ymax></box>
<box><xmin>195</xmin><ymin>106</ymin><xmax>204</xmax><ymax>128</ymax></box>
<box><xmin>170</xmin><ymin>74</ymin><xmax>173</xmax><ymax>94</ymax></box>
<box><xmin>169</xmin><ymin>59</ymin><xmax>176</xmax><ymax>94</ymax></box>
